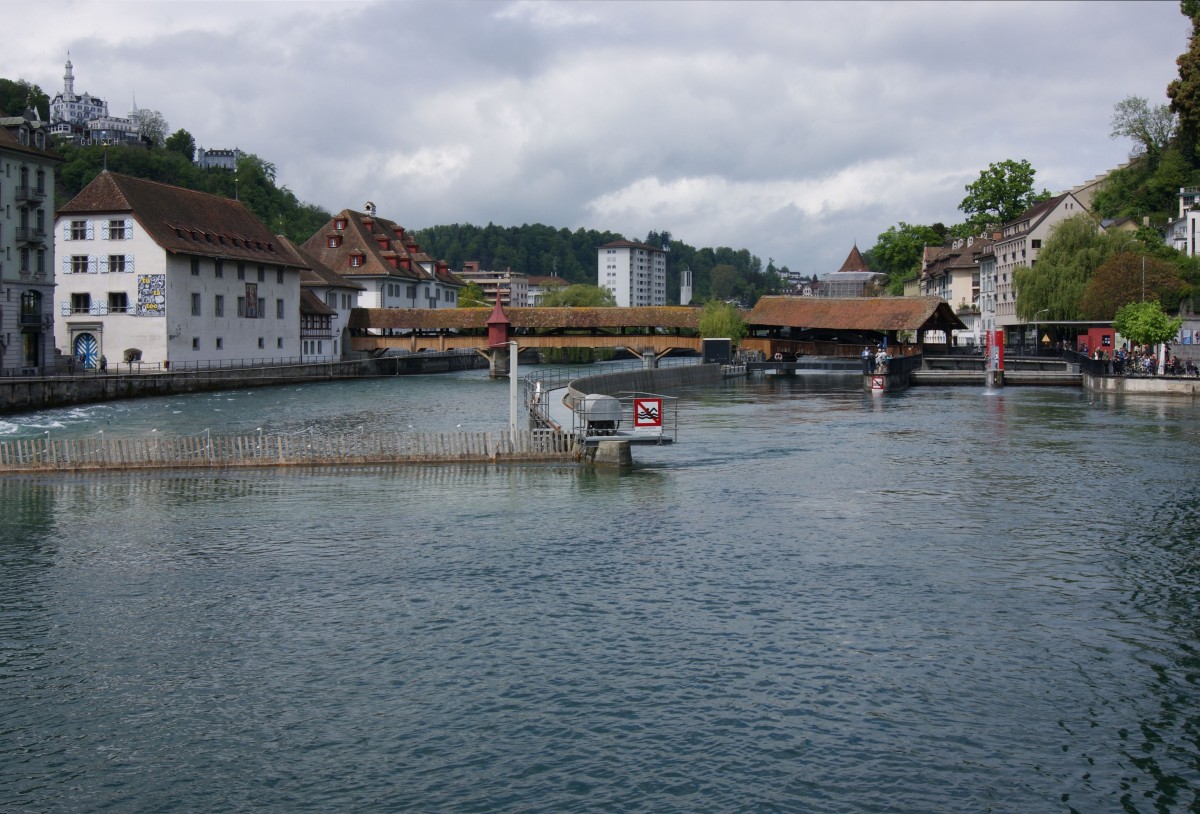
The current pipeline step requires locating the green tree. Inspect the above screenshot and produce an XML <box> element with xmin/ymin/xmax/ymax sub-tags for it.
<box><xmin>1110</xmin><ymin>96</ymin><xmax>1177</xmax><ymax>165</ymax></box>
<box><xmin>709</xmin><ymin>264</ymin><xmax>740</xmax><ymax>301</ymax></box>
<box><xmin>697</xmin><ymin>300</ymin><xmax>747</xmax><ymax>344</ymax></box>
<box><xmin>1169</xmin><ymin>0</ymin><xmax>1200</xmax><ymax>161</ymax></box>
<box><xmin>1012</xmin><ymin>213</ymin><xmax>1111</xmax><ymax>320</ymax></box>
<box><xmin>869</xmin><ymin>222</ymin><xmax>944</xmax><ymax>293</ymax></box>
<box><xmin>136</xmin><ymin>109</ymin><xmax>170</xmax><ymax>147</ymax></box>
<box><xmin>538</xmin><ymin>284</ymin><xmax>616</xmax><ymax>307</ymax></box>
<box><xmin>959</xmin><ymin>159</ymin><xmax>1052</xmax><ymax>231</ymax></box>
<box><xmin>0</xmin><ymin>78</ymin><xmax>49</xmax><ymax>119</ymax></box>
<box><xmin>1112</xmin><ymin>300</ymin><xmax>1183</xmax><ymax>347</ymax></box>
<box><xmin>164</xmin><ymin>129</ymin><xmax>196</xmax><ymax>162</ymax></box>
<box><xmin>457</xmin><ymin>282</ymin><xmax>487</xmax><ymax>308</ymax></box>
<box><xmin>1079</xmin><ymin>252</ymin><xmax>1185</xmax><ymax>319</ymax></box>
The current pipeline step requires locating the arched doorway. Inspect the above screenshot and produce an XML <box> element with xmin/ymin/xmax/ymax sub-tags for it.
<box><xmin>73</xmin><ymin>333</ymin><xmax>99</xmax><ymax>369</ymax></box>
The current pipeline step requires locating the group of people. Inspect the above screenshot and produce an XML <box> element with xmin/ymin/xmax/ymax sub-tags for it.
<box><xmin>860</xmin><ymin>346</ymin><xmax>891</xmax><ymax>374</ymax></box>
<box><xmin>1094</xmin><ymin>345</ymin><xmax>1200</xmax><ymax>377</ymax></box>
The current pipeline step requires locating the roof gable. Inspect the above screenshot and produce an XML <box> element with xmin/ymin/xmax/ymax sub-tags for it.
<box><xmin>58</xmin><ymin>171</ymin><xmax>308</xmax><ymax>268</ymax></box>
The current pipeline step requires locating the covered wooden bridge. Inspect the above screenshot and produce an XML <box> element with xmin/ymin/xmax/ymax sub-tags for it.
<box><xmin>741</xmin><ymin>296</ymin><xmax>968</xmax><ymax>359</ymax></box>
<box><xmin>347</xmin><ymin>304</ymin><xmax>704</xmax><ymax>357</ymax></box>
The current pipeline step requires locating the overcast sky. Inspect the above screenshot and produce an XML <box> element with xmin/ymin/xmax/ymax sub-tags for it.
<box><xmin>4</xmin><ymin>0</ymin><xmax>1189</xmax><ymax>274</ymax></box>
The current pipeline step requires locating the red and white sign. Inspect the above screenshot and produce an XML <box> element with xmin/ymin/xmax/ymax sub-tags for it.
<box><xmin>633</xmin><ymin>398</ymin><xmax>662</xmax><ymax>428</ymax></box>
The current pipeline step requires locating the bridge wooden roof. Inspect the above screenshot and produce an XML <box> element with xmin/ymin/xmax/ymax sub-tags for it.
<box><xmin>348</xmin><ymin>306</ymin><xmax>703</xmax><ymax>331</ymax></box>
<box><xmin>746</xmin><ymin>296</ymin><xmax>966</xmax><ymax>332</ymax></box>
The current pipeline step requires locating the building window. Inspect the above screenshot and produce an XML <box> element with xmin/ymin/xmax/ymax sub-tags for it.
<box><xmin>276</xmin><ymin>298</ymin><xmax>284</xmax><ymax>319</ymax></box>
<box><xmin>215</xmin><ymin>259</ymin><xmax>223</xmax><ymax>278</ymax></box>
<box><xmin>191</xmin><ymin>258</ymin><xmax>200</xmax><ymax>276</ymax></box>
<box><xmin>258</xmin><ymin>266</ymin><xmax>265</xmax><ymax>282</ymax></box>
<box><xmin>192</xmin><ymin>337</ymin><xmax>200</xmax><ymax>350</ymax></box>
<box><xmin>71</xmin><ymin>255</ymin><xmax>88</xmax><ymax>274</ymax></box>
<box><xmin>350</xmin><ymin>255</ymin><xmax>363</xmax><ymax>268</ymax></box>
<box><xmin>257</xmin><ymin>298</ymin><xmax>265</xmax><ymax>319</ymax></box>
<box><xmin>71</xmin><ymin>293</ymin><xmax>91</xmax><ymax>314</ymax></box>
<box><xmin>108</xmin><ymin>219</ymin><xmax>127</xmax><ymax>240</ymax></box>
<box><xmin>277</xmin><ymin>268</ymin><xmax>284</xmax><ymax>284</ymax></box>
<box><xmin>258</xmin><ymin>337</ymin><xmax>265</xmax><ymax>349</ymax></box>
<box><xmin>237</xmin><ymin>263</ymin><xmax>245</xmax><ymax>281</ymax></box>
<box><xmin>107</xmin><ymin>292</ymin><xmax>128</xmax><ymax>313</ymax></box>
<box><xmin>69</xmin><ymin>220</ymin><xmax>88</xmax><ymax>240</ymax></box>
<box><xmin>237</xmin><ymin>297</ymin><xmax>245</xmax><ymax>317</ymax></box>
<box><xmin>407</xmin><ymin>285</ymin><xmax>416</xmax><ymax>298</ymax></box>
<box><xmin>191</xmin><ymin>292</ymin><xmax>201</xmax><ymax>316</ymax></box>
<box><xmin>214</xmin><ymin>295</ymin><xmax>224</xmax><ymax>317</ymax></box>
<box><xmin>334</xmin><ymin>218</ymin><xmax>347</xmax><ymax>230</ymax></box>
<box><xmin>215</xmin><ymin>337</ymin><xmax>223</xmax><ymax>350</ymax></box>
<box><xmin>327</xmin><ymin>235</ymin><xmax>342</xmax><ymax>248</ymax></box>
<box><xmin>108</xmin><ymin>255</ymin><xmax>126</xmax><ymax>273</ymax></box>
<box><xmin>277</xmin><ymin>337</ymin><xmax>283</xmax><ymax>349</ymax></box>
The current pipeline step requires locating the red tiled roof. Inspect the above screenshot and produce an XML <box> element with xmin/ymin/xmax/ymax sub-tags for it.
<box><xmin>300</xmin><ymin>289</ymin><xmax>336</xmax><ymax>316</ymax></box>
<box><xmin>277</xmin><ymin>235</ymin><xmax>366</xmax><ymax>291</ymax></box>
<box><xmin>746</xmin><ymin>296</ymin><xmax>966</xmax><ymax>332</ymax></box>
<box><xmin>300</xmin><ymin>208</ymin><xmax>464</xmax><ymax>288</ymax></box>
<box><xmin>837</xmin><ymin>245</ymin><xmax>870</xmax><ymax>273</ymax></box>
<box><xmin>58</xmin><ymin>171</ymin><xmax>308</xmax><ymax>268</ymax></box>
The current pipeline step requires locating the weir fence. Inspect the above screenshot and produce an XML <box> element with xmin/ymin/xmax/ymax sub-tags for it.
<box><xmin>0</xmin><ymin>429</ymin><xmax>579</xmax><ymax>473</ymax></box>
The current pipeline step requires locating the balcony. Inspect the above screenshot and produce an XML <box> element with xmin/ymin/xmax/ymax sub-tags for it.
<box><xmin>15</xmin><ymin>186</ymin><xmax>46</xmax><ymax>204</ymax></box>
<box><xmin>15</xmin><ymin>227</ymin><xmax>46</xmax><ymax>245</ymax></box>
<box><xmin>19</xmin><ymin>310</ymin><xmax>47</xmax><ymax>329</ymax></box>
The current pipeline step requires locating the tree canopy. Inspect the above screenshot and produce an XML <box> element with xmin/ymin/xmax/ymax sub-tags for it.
<box><xmin>1012</xmin><ymin>213</ymin><xmax>1114</xmax><ymax>321</ymax></box>
<box><xmin>1112</xmin><ymin>300</ymin><xmax>1183</xmax><ymax>347</ymax></box>
<box><xmin>1111</xmin><ymin>96</ymin><xmax>1177</xmax><ymax>165</ymax></box>
<box><xmin>1079</xmin><ymin>251</ymin><xmax>1186</xmax><ymax>320</ymax></box>
<box><xmin>697</xmin><ymin>301</ymin><xmax>747</xmax><ymax>344</ymax></box>
<box><xmin>958</xmin><ymin>159</ymin><xmax>1052</xmax><ymax>232</ymax></box>
<box><xmin>538</xmin><ymin>284</ymin><xmax>616</xmax><ymax>307</ymax></box>
<box><xmin>0</xmin><ymin>78</ymin><xmax>49</xmax><ymax>119</ymax></box>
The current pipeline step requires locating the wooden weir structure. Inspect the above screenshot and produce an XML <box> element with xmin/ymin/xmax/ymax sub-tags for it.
<box><xmin>0</xmin><ymin>429</ymin><xmax>580</xmax><ymax>473</ymax></box>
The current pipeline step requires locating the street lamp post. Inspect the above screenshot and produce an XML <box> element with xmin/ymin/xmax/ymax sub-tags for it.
<box><xmin>1120</xmin><ymin>239</ymin><xmax>1146</xmax><ymax>302</ymax></box>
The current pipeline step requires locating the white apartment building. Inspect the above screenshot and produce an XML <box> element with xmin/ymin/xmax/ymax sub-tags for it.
<box><xmin>597</xmin><ymin>240</ymin><xmax>667</xmax><ymax>307</ymax></box>
<box><xmin>993</xmin><ymin>192</ymin><xmax>1089</xmax><ymax>335</ymax></box>
<box><xmin>0</xmin><ymin>112</ymin><xmax>60</xmax><ymax>371</ymax></box>
<box><xmin>54</xmin><ymin>171</ymin><xmax>308</xmax><ymax>369</ymax></box>
<box><xmin>458</xmin><ymin>262</ymin><xmax>529</xmax><ymax>307</ymax></box>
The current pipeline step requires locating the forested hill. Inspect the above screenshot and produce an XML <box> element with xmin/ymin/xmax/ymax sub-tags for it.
<box><xmin>413</xmin><ymin>223</ymin><xmax>788</xmax><ymax>305</ymax></box>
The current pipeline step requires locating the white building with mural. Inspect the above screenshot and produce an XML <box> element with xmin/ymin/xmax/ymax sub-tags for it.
<box><xmin>54</xmin><ymin>171</ymin><xmax>309</xmax><ymax>369</ymax></box>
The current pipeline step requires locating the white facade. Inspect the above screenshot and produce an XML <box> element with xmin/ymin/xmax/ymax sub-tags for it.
<box><xmin>993</xmin><ymin>193</ymin><xmax>1088</xmax><ymax>331</ymax></box>
<box><xmin>597</xmin><ymin>241</ymin><xmax>667</xmax><ymax>307</ymax></box>
<box><xmin>54</xmin><ymin>214</ymin><xmax>302</xmax><ymax>369</ymax></box>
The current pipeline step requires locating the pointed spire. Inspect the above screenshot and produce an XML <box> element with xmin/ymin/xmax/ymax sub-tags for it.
<box><xmin>837</xmin><ymin>243</ymin><xmax>869</xmax><ymax>273</ymax></box>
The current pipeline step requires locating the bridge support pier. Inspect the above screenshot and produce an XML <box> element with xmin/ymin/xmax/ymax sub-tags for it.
<box><xmin>586</xmin><ymin>440</ymin><xmax>632</xmax><ymax>468</ymax></box>
<box><xmin>487</xmin><ymin>346</ymin><xmax>510</xmax><ymax>379</ymax></box>
<box><xmin>642</xmin><ymin>351</ymin><xmax>658</xmax><ymax>370</ymax></box>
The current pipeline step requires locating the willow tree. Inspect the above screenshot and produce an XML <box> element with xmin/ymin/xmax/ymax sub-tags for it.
<box><xmin>698</xmin><ymin>301</ymin><xmax>747</xmax><ymax>344</ymax></box>
<box><xmin>1014</xmin><ymin>213</ymin><xmax>1114</xmax><ymax>321</ymax></box>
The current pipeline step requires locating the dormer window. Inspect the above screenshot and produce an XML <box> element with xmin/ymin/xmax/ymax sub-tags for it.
<box><xmin>349</xmin><ymin>254</ymin><xmax>364</xmax><ymax>268</ymax></box>
<box><xmin>327</xmin><ymin>235</ymin><xmax>342</xmax><ymax>248</ymax></box>
<box><xmin>334</xmin><ymin>218</ymin><xmax>347</xmax><ymax>231</ymax></box>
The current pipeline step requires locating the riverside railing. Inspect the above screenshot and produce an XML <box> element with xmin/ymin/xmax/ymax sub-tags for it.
<box><xmin>0</xmin><ymin>428</ymin><xmax>579</xmax><ymax>473</ymax></box>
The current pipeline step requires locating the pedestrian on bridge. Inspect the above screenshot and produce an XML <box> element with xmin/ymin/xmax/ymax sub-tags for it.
<box><xmin>861</xmin><ymin>346</ymin><xmax>871</xmax><ymax>374</ymax></box>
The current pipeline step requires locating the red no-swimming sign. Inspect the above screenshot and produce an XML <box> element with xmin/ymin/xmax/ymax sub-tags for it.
<box><xmin>634</xmin><ymin>398</ymin><xmax>662</xmax><ymax>428</ymax></box>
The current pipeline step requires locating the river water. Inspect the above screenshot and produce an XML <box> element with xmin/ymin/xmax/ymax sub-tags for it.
<box><xmin>2</xmin><ymin>368</ymin><xmax>1199</xmax><ymax>813</ymax></box>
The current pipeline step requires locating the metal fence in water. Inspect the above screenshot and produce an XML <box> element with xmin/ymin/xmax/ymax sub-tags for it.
<box><xmin>0</xmin><ymin>429</ymin><xmax>578</xmax><ymax>473</ymax></box>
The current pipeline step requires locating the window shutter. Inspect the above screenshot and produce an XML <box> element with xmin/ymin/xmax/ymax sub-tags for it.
<box><xmin>85</xmin><ymin>221</ymin><xmax>94</xmax><ymax>240</ymax></box>
<box><xmin>99</xmin><ymin>257</ymin><xmax>109</xmax><ymax>274</ymax></box>
<box><xmin>60</xmin><ymin>300</ymin><xmax>69</xmax><ymax>316</ymax></box>
<box><xmin>88</xmin><ymin>257</ymin><xmax>98</xmax><ymax>274</ymax></box>
<box><xmin>61</xmin><ymin>255</ymin><xmax>70</xmax><ymax>275</ymax></box>
<box><xmin>126</xmin><ymin>221</ymin><xmax>133</xmax><ymax>240</ymax></box>
<box><xmin>101</xmin><ymin>221</ymin><xmax>109</xmax><ymax>240</ymax></box>
<box><xmin>99</xmin><ymin>302</ymin><xmax>109</xmax><ymax>316</ymax></box>
<box><xmin>63</xmin><ymin>222</ymin><xmax>71</xmax><ymax>241</ymax></box>
<box><xmin>127</xmin><ymin>256</ymin><xmax>135</xmax><ymax>273</ymax></box>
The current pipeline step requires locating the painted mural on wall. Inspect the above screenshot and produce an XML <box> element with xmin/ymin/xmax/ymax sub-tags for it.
<box><xmin>137</xmin><ymin>274</ymin><xmax>166</xmax><ymax>316</ymax></box>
